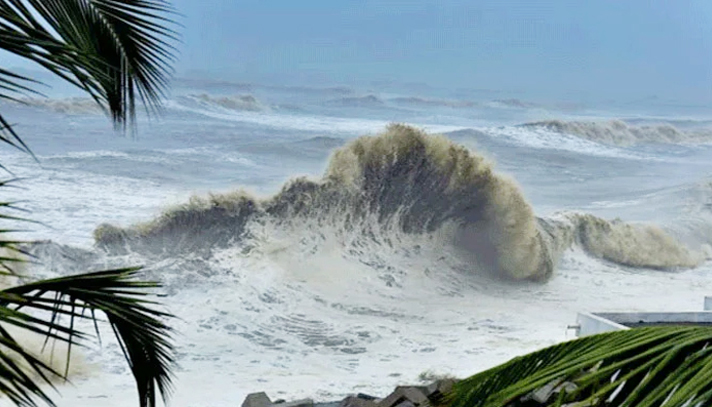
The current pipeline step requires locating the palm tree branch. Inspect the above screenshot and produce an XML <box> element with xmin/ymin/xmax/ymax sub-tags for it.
<box><xmin>0</xmin><ymin>324</ymin><xmax>63</xmax><ymax>407</ymax></box>
<box><xmin>1</xmin><ymin>0</ymin><xmax>178</xmax><ymax>132</ymax></box>
<box><xmin>445</xmin><ymin>326</ymin><xmax>712</xmax><ymax>407</ymax></box>
<box><xmin>0</xmin><ymin>268</ymin><xmax>174</xmax><ymax>407</ymax></box>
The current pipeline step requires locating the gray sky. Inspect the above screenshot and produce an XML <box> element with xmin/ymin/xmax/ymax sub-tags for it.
<box><xmin>2</xmin><ymin>0</ymin><xmax>711</xmax><ymax>104</ymax></box>
<box><xmin>170</xmin><ymin>0</ymin><xmax>712</xmax><ymax>103</ymax></box>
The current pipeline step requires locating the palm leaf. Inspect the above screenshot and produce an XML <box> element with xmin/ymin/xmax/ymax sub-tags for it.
<box><xmin>0</xmin><ymin>268</ymin><xmax>174</xmax><ymax>407</ymax></box>
<box><xmin>445</xmin><ymin>326</ymin><xmax>712</xmax><ymax>407</ymax></box>
<box><xmin>0</xmin><ymin>1</ymin><xmax>178</xmax><ymax>406</ymax></box>
<box><xmin>0</xmin><ymin>0</ymin><xmax>178</xmax><ymax>151</ymax></box>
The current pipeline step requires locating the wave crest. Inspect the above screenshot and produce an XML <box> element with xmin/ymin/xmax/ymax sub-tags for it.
<box><xmin>389</xmin><ymin>97</ymin><xmax>476</xmax><ymax>109</ymax></box>
<box><xmin>325</xmin><ymin>95</ymin><xmax>385</xmax><ymax>108</ymax></box>
<box><xmin>181</xmin><ymin>93</ymin><xmax>266</xmax><ymax>112</ymax></box>
<box><xmin>94</xmin><ymin>125</ymin><xmax>705</xmax><ymax>282</ymax></box>
<box><xmin>541</xmin><ymin>212</ymin><xmax>706</xmax><ymax>269</ymax></box>
<box><xmin>522</xmin><ymin>119</ymin><xmax>712</xmax><ymax>146</ymax></box>
<box><xmin>96</xmin><ymin>124</ymin><xmax>553</xmax><ymax>281</ymax></box>
<box><xmin>10</xmin><ymin>97</ymin><xmax>104</xmax><ymax>115</ymax></box>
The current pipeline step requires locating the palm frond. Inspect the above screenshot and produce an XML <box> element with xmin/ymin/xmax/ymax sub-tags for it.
<box><xmin>0</xmin><ymin>268</ymin><xmax>174</xmax><ymax>407</ymax></box>
<box><xmin>0</xmin><ymin>0</ymin><xmax>178</xmax><ymax>148</ymax></box>
<box><xmin>0</xmin><ymin>194</ymin><xmax>36</xmax><ymax>276</ymax></box>
<box><xmin>445</xmin><ymin>326</ymin><xmax>712</xmax><ymax>407</ymax></box>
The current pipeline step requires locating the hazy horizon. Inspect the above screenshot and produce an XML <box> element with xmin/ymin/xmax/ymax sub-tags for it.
<box><xmin>171</xmin><ymin>0</ymin><xmax>712</xmax><ymax>104</ymax></box>
<box><xmin>2</xmin><ymin>0</ymin><xmax>712</xmax><ymax>106</ymax></box>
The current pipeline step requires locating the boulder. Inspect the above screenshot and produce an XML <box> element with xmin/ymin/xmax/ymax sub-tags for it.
<box><xmin>242</xmin><ymin>393</ymin><xmax>272</xmax><ymax>407</ymax></box>
<box><xmin>340</xmin><ymin>396</ymin><xmax>378</xmax><ymax>407</ymax></box>
<box><xmin>282</xmin><ymin>399</ymin><xmax>314</xmax><ymax>407</ymax></box>
<box><xmin>378</xmin><ymin>386</ymin><xmax>429</xmax><ymax>407</ymax></box>
<box><xmin>424</xmin><ymin>379</ymin><xmax>457</xmax><ymax>404</ymax></box>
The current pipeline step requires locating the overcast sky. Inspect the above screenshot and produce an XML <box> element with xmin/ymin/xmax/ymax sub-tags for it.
<box><xmin>167</xmin><ymin>0</ymin><xmax>712</xmax><ymax>102</ymax></box>
<box><xmin>2</xmin><ymin>0</ymin><xmax>711</xmax><ymax>103</ymax></box>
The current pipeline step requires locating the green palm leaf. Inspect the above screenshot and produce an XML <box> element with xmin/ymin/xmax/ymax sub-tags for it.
<box><xmin>0</xmin><ymin>1</ymin><xmax>179</xmax><ymax>406</ymax></box>
<box><xmin>0</xmin><ymin>0</ymin><xmax>178</xmax><ymax>150</ymax></box>
<box><xmin>0</xmin><ymin>268</ymin><xmax>175</xmax><ymax>407</ymax></box>
<box><xmin>445</xmin><ymin>326</ymin><xmax>712</xmax><ymax>407</ymax></box>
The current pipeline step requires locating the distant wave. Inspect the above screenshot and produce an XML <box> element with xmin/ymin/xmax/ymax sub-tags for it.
<box><xmin>291</xmin><ymin>136</ymin><xmax>346</xmax><ymax>150</ymax></box>
<box><xmin>264</xmin><ymin>84</ymin><xmax>354</xmax><ymax>96</ymax></box>
<box><xmin>179</xmin><ymin>93</ymin><xmax>267</xmax><ymax>112</ymax></box>
<box><xmin>521</xmin><ymin>119</ymin><xmax>712</xmax><ymax>146</ymax></box>
<box><xmin>9</xmin><ymin>97</ymin><xmax>104</xmax><ymax>115</ymax></box>
<box><xmin>94</xmin><ymin>125</ymin><xmax>705</xmax><ymax>283</ymax></box>
<box><xmin>389</xmin><ymin>97</ymin><xmax>476</xmax><ymax>109</ymax></box>
<box><xmin>173</xmin><ymin>77</ymin><xmax>355</xmax><ymax>96</ymax></box>
<box><xmin>491</xmin><ymin>99</ymin><xmax>538</xmax><ymax>109</ymax></box>
<box><xmin>325</xmin><ymin>95</ymin><xmax>385</xmax><ymax>108</ymax></box>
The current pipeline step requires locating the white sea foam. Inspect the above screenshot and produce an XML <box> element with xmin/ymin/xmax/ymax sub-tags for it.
<box><xmin>165</xmin><ymin>100</ymin><xmax>467</xmax><ymax>134</ymax></box>
<box><xmin>486</xmin><ymin>125</ymin><xmax>656</xmax><ymax>159</ymax></box>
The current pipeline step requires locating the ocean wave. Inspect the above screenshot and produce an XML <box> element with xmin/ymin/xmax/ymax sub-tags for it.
<box><xmin>540</xmin><ymin>212</ymin><xmax>706</xmax><ymax>270</ymax></box>
<box><xmin>491</xmin><ymin>99</ymin><xmax>538</xmax><ymax>109</ymax></box>
<box><xmin>9</xmin><ymin>96</ymin><xmax>104</xmax><ymax>115</ymax></box>
<box><xmin>389</xmin><ymin>97</ymin><xmax>476</xmax><ymax>109</ymax></box>
<box><xmin>521</xmin><ymin>119</ymin><xmax>712</xmax><ymax>146</ymax></box>
<box><xmin>486</xmin><ymin>126</ymin><xmax>653</xmax><ymax>159</ymax></box>
<box><xmin>165</xmin><ymin>100</ymin><xmax>466</xmax><ymax>134</ymax></box>
<box><xmin>179</xmin><ymin>93</ymin><xmax>267</xmax><ymax>112</ymax></box>
<box><xmin>93</xmin><ymin>125</ymin><xmax>705</xmax><ymax>282</ymax></box>
<box><xmin>325</xmin><ymin>95</ymin><xmax>385</xmax><ymax>108</ymax></box>
<box><xmin>95</xmin><ymin>124</ymin><xmax>552</xmax><ymax>281</ymax></box>
<box><xmin>291</xmin><ymin>136</ymin><xmax>346</xmax><ymax>150</ymax></box>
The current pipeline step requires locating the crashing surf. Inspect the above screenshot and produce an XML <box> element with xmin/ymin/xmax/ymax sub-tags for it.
<box><xmin>94</xmin><ymin>125</ymin><xmax>705</xmax><ymax>282</ymax></box>
<box><xmin>522</xmin><ymin>119</ymin><xmax>712</xmax><ymax>146</ymax></box>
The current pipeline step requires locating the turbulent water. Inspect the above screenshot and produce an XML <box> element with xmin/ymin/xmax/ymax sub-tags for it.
<box><xmin>522</xmin><ymin>119</ymin><xmax>712</xmax><ymax>146</ymax></box>
<box><xmin>2</xmin><ymin>83</ymin><xmax>712</xmax><ymax>407</ymax></box>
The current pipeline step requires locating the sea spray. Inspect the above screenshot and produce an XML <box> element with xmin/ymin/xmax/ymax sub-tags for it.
<box><xmin>540</xmin><ymin>212</ymin><xmax>706</xmax><ymax>269</ymax></box>
<box><xmin>94</xmin><ymin>125</ymin><xmax>704</xmax><ymax>281</ymax></box>
<box><xmin>96</xmin><ymin>124</ymin><xmax>553</xmax><ymax>280</ymax></box>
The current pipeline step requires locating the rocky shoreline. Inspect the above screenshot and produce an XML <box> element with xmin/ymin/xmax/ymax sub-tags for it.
<box><xmin>242</xmin><ymin>376</ymin><xmax>586</xmax><ymax>407</ymax></box>
<box><xmin>241</xmin><ymin>379</ymin><xmax>456</xmax><ymax>407</ymax></box>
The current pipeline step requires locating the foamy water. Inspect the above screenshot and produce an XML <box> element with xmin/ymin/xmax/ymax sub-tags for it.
<box><xmin>1</xmin><ymin>89</ymin><xmax>711</xmax><ymax>407</ymax></box>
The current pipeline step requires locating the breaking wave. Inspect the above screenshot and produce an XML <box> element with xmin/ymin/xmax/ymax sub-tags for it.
<box><xmin>389</xmin><ymin>97</ymin><xmax>476</xmax><ymax>109</ymax></box>
<box><xmin>325</xmin><ymin>95</ymin><xmax>385</xmax><ymax>108</ymax></box>
<box><xmin>492</xmin><ymin>99</ymin><xmax>537</xmax><ymax>109</ymax></box>
<box><xmin>94</xmin><ymin>125</ymin><xmax>705</xmax><ymax>282</ymax></box>
<box><xmin>180</xmin><ymin>93</ymin><xmax>267</xmax><ymax>112</ymax></box>
<box><xmin>522</xmin><ymin>119</ymin><xmax>712</xmax><ymax>146</ymax></box>
<box><xmin>9</xmin><ymin>97</ymin><xmax>104</xmax><ymax>115</ymax></box>
<box><xmin>540</xmin><ymin>213</ymin><xmax>707</xmax><ymax>270</ymax></box>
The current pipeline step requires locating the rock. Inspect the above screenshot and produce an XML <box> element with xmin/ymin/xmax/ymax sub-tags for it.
<box><xmin>424</xmin><ymin>379</ymin><xmax>457</xmax><ymax>404</ymax></box>
<box><xmin>340</xmin><ymin>396</ymin><xmax>378</xmax><ymax>407</ymax></box>
<box><xmin>282</xmin><ymin>399</ymin><xmax>314</xmax><ymax>407</ymax></box>
<box><xmin>242</xmin><ymin>392</ymin><xmax>272</xmax><ymax>407</ymax></box>
<box><xmin>356</xmin><ymin>394</ymin><xmax>378</xmax><ymax>401</ymax></box>
<box><xmin>378</xmin><ymin>387</ymin><xmax>429</xmax><ymax>407</ymax></box>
